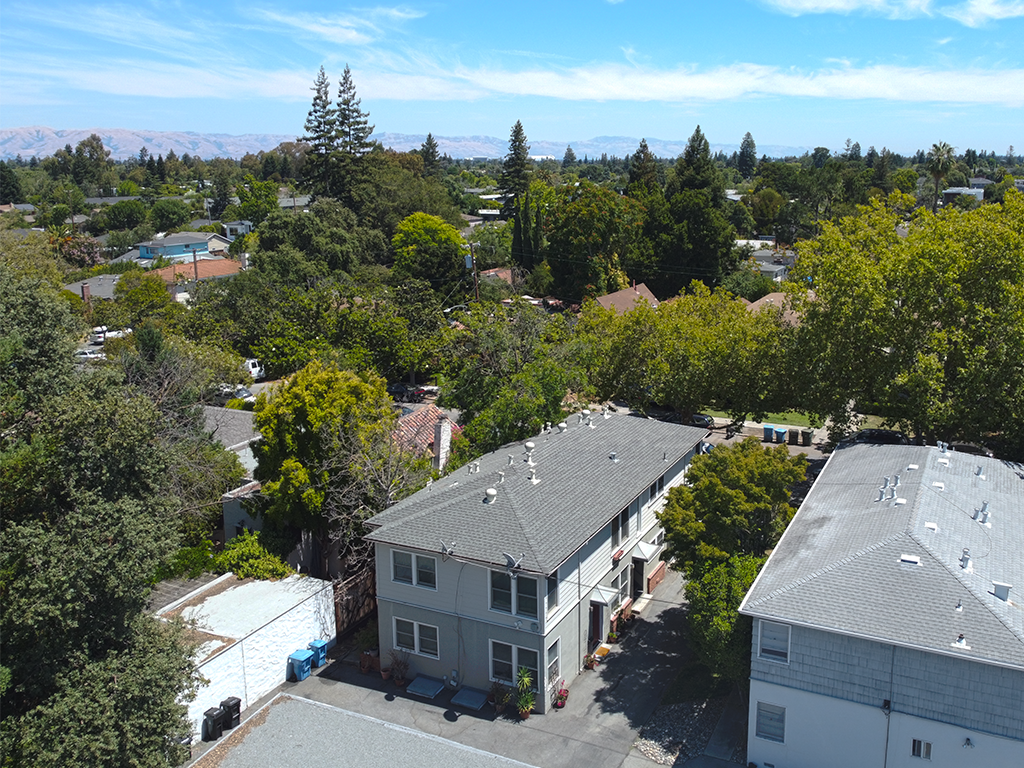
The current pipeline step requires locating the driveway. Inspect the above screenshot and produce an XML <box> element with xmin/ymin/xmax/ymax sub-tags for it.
<box><xmin>261</xmin><ymin>569</ymin><xmax>702</xmax><ymax>768</ymax></box>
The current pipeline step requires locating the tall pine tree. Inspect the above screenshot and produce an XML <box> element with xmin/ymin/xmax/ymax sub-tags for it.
<box><xmin>627</xmin><ymin>138</ymin><xmax>660</xmax><ymax>195</ymax></box>
<box><xmin>421</xmin><ymin>133</ymin><xmax>441</xmax><ymax>176</ymax></box>
<box><xmin>738</xmin><ymin>132</ymin><xmax>757</xmax><ymax>180</ymax></box>
<box><xmin>332</xmin><ymin>64</ymin><xmax>375</xmax><ymax>205</ymax></box>
<box><xmin>500</xmin><ymin>121</ymin><xmax>531</xmax><ymax>268</ymax></box>
<box><xmin>301</xmin><ymin>66</ymin><xmax>337</xmax><ymax>196</ymax></box>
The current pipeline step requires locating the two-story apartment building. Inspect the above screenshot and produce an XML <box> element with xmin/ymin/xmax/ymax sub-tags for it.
<box><xmin>739</xmin><ymin>443</ymin><xmax>1024</xmax><ymax>768</ymax></box>
<box><xmin>364</xmin><ymin>412</ymin><xmax>706</xmax><ymax>711</ymax></box>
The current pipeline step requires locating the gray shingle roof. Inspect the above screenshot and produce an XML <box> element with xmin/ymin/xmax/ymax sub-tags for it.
<box><xmin>203</xmin><ymin>406</ymin><xmax>258</xmax><ymax>451</ymax></box>
<box><xmin>366</xmin><ymin>414</ymin><xmax>705</xmax><ymax>575</ymax></box>
<box><xmin>740</xmin><ymin>443</ymin><xmax>1024</xmax><ymax>669</ymax></box>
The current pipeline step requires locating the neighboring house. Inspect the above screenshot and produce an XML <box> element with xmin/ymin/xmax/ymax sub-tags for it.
<box><xmin>594</xmin><ymin>283</ymin><xmax>659</xmax><ymax>315</ymax></box>
<box><xmin>222</xmin><ymin>220</ymin><xmax>253</xmax><ymax>241</ymax></box>
<box><xmin>365</xmin><ymin>413</ymin><xmax>707</xmax><ymax>711</ymax></box>
<box><xmin>150</xmin><ymin>257</ymin><xmax>241</xmax><ymax>300</ymax></box>
<box><xmin>136</xmin><ymin>231</ymin><xmax>231</xmax><ymax>262</ymax></box>
<box><xmin>745</xmin><ymin>291</ymin><xmax>803</xmax><ymax>326</ymax></box>
<box><xmin>739</xmin><ymin>443</ymin><xmax>1024</xmax><ymax>768</ymax></box>
<box><xmin>746</xmin><ymin>248</ymin><xmax>794</xmax><ymax>283</ymax></box>
<box><xmin>203</xmin><ymin>405</ymin><xmax>262</xmax><ymax>542</ymax></box>
<box><xmin>969</xmin><ymin>177</ymin><xmax>994</xmax><ymax>190</ymax></box>
<box><xmin>65</xmin><ymin>273</ymin><xmax>122</xmax><ymax>302</ymax></box>
<box><xmin>479</xmin><ymin>267</ymin><xmax>514</xmax><ymax>286</ymax></box>
<box><xmin>395</xmin><ymin>404</ymin><xmax>461</xmax><ymax>472</ymax></box>
<box><xmin>942</xmin><ymin>187</ymin><xmax>985</xmax><ymax>205</ymax></box>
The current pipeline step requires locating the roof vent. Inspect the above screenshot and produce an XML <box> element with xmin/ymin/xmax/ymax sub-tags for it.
<box><xmin>925</xmin><ymin>521</ymin><xmax>938</xmax><ymax>531</ymax></box>
<box><xmin>993</xmin><ymin>582</ymin><xmax>1012</xmax><ymax>602</ymax></box>
<box><xmin>955</xmin><ymin>599</ymin><xmax>963</xmax><ymax>612</ymax></box>
<box><xmin>932</xmin><ymin>481</ymin><xmax>945</xmax><ymax>491</ymax></box>
<box><xmin>876</xmin><ymin>488</ymin><xmax>885</xmax><ymax>502</ymax></box>
<box><xmin>528</xmin><ymin>468</ymin><xmax>539</xmax><ymax>485</ymax></box>
<box><xmin>603</xmin><ymin>408</ymin><xmax>612</xmax><ymax>420</ymax></box>
<box><xmin>953</xmin><ymin>633</ymin><xmax>969</xmax><ymax>649</ymax></box>
<box><xmin>907</xmin><ymin>464</ymin><xmax>919</xmax><ymax>471</ymax></box>
<box><xmin>610</xmin><ymin>451</ymin><xmax>619</xmax><ymax>463</ymax></box>
<box><xmin>979</xmin><ymin>503</ymin><xmax>991</xmax><ymax>525</ymax></box>
<box><xmin>498</xmin><ymin>471</ymin><xmax>505</xmax><ymax>484</ymax></box>
<box><xmin>900</xmin><ymin>554</ymin><xmax>921</xmax><ymax>566</ymax></box>
<box><xmin>893</xmin><ymin>474</ymin><xmax>900</xmax><ymax>488</ymax></box>
<box><xmin>663</xmin><ymin>450</ymin><xmax>669</xmax><ymax>461</ymax></box>
<box><xmin>484</xmin><ymin>488</ymin><xmax>498</xmax><ymax>503</ymax></box>
<box><xmin>508</xmin><ymin>454</ymin><xmax>514</xmax><ymax>466</ymax></box>
<box><xmin>525</xmin><ymin>441</ymin><xmax>536</xmax><ymax>466</ymax></box>
<box><xmin>960</xmin><ymin>548</ymin><xmax>971</xmax><ymax>571</ymax></box>
<box><xmin>882</xmin><ymin>476</ymin><xmax>890</xmax><ymax>488</ymax></box>
<box><xmin>557</xmin><ymin>422</ymin><xmax>567</xmax><ymax>433</ymax></box>
<box><xmin>888</xmin><ymin>485</ymin><xmax>897</xmax><ymax>500</ymax></box>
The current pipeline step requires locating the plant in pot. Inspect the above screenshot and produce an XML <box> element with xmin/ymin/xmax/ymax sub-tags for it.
<box><xmin>583</xmin><ymin>652</ymin><xmax>599</xmax><ymax>670</ymax></box>
<box><xmin>488</xmin><ymin>680</ymin><xmax>505</xmax><ymax>705</ymax></box>
<box><xmin>516</xmin><ymin>666</ymin><xmax>535</xmax><ymax>719</ymax></box>
<box><xmin>607</xmin><ymin>630</ymin><xmax>619</xmax><ymax>644</ymax></box>
<box><xmin>495</xmin><ymin>684</ymin><xmax>512</xmax><ymax>715</ymax></box>
<box><xmin>553</xmin><ymin>679</ymin><xmax>569</xmax><ymax>709</ymax></box>
<box><xmin>389</xmin><ymin>649</ymin><xmax>410</xmax><ymax>687</ymax></box>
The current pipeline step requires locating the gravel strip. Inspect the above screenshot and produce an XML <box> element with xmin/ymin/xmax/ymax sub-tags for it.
<box><xmin>634</xmin><ymin>697</ymin><xmax>727</xmax><ymax>765</ymax></box>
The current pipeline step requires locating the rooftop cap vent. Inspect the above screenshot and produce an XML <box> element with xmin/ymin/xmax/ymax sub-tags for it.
<box><xmin>900</xmin><ymin>554</ymin><xmax>921</xmax><ymax>565</ymax></box>
<box><xmin>960</xmin><ymin>548</ymin><xmax>971</xmax><ymax>570</ymax></box>
<box><xmin>484</xmin><ymin>488</ymin><xmax>498</xmax><ymax>503</ymax></box>
<box><xmin>557</xmin><ymin>422</ymin><xmax>567</xmax><ymax>433</ymax></box>
<box><xmin>528</xmin><ymin>468</ymin><xmax>539</xmax><ymax>485</ymax></box>
<box><xmin>979</xmin><ymin>502</ymin><xmax>991</xmax><ymax>525</ymax></box>
<box><xmin>610</xmin><ymin>451</ymin><xmax>619</xmax><ymax>463</ymax></box>
<box><xmin>993</xmin><ymin>582</ymin><xmax>1012</xmax><ymax>602</ymax></box>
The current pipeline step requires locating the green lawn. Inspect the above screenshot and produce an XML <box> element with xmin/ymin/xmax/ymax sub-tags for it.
<box><xmin>704</xmin><ymin>409</ymin><xmax>819</xmax><ymax>429</ymax></box>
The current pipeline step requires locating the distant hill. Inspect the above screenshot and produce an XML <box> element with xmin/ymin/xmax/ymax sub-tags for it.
<box><xmin>0</xmin><ymin>126</ymin><xmax>809</xmax><ymax>162</ymax></box>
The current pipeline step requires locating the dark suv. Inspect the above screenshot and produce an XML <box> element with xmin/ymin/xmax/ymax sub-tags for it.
<box><xmin>387</xmin><ymin>383</ymin><xmax>426</xmax><ymax>403</ymax></box>
<box><xmin>844</xmin><ymin>429</ymin><xmax>908</xmax><ymax>445</ymax></box>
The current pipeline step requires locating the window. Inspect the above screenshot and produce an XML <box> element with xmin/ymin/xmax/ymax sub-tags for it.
<box><xmin>392</xmin><ymin>550</ymin><xmax>436</xmax><ymax>589</ymax></box>
<box><xmin>546</xmin><ymin>639</ymin><xmax>560</xmax><ymax>686</ymax></box>
<box><xmin>491</xmin><ymin>571</ymin><xmax>538</xmax><ymax>618</ymax></box>
<box><xmin>755</xmin><ymin>702</ymin><xmax>785</xmax><ymax>743</ymax></box>
<box><xmin>611</xmin><ymin>507</ymin><xmax>629</xmax><ymax>548</ymax></box>
<box><xmin>490</xmin><ymin>641</ymin><xmax>538</xmax><ymax>690</ymax></box>
<box><xmin>547</xmin><ymin>573</ymin><xmax>559</xmax><ymax>614</ymax></box>
<box><xmin>612</xmin><ymin>566</ymin><xmax>631</xmax><ymax>609</ymax></box>
<box><xmin>394</xmin><ymin>618</ymin><xmax>439</xmax><ymax>658</ymax></box>
<box><xmin>911</xmin><ymin>739</ymin><xmax>932</xmax><ymax>760</ymax></box>
<box><xmin>759</xmin><ymin>620</ymin><xmax>790</xmax><ymax>663</ymax></box>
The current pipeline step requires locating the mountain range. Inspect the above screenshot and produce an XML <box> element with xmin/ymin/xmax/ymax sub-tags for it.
<box><xmin>0</xmin><ymin>126</ymin><xmax>810</xmax><ymax>162</ymax></box>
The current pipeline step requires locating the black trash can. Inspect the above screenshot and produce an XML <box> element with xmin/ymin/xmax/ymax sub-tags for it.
<box><xmin>220</xmin><ymin>697</ymin><xmax>241</xmax><ymax>729</ymax></box>
<box><xmin>203</xmin><ymin>707</ymin><xmax>224</xmax><ymax>741</ymax></box>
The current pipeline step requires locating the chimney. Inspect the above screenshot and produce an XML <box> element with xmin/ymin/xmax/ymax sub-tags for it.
<box><xmin>432</xmin><ymin>417</ymin><xmax>452</xmax><ymax>472</ymax></box>
<box><xmin>240</xmin><ymin>252</ymin><xmax>249</xmax><ymax>269</ymax></box>
<box><xmin>484</xmin><ymin>488</ymin><xmax>498</xmax><ymax>504</ymax></box>
<box><xmin>960</xmin><ymin>548</ymin><xmax>971</xmax><ymax>570</ymax></box>
<box><xmin>81</xmin><ymin>282</ymin><xmax>91</xmax><ymax>306</ymax></box>
<box><xmin>993</xmin><ymin>582</ymin><xmax>1012</xmax><ymax>602</ymax></box>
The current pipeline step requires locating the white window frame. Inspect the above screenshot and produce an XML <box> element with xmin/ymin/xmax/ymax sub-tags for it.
<box><xmin>391</xmin><ymin>549</ymin><xmax>437</xmax><ymax>589</ymax></box>
<box><xmin>490</xmin><ymin>570</ymin><xmax>538</xmax><ymax>618</ymax></box>
<box><xmin>393</xmin><ymin>617</ymin><xmax>439</xmax><ymax>658</ymax></box>
<box><xmin>546</xmin><ymin>639</ymin><xmax>560</xmax><ymax>687</ymax></box>
<box><xmin>489</xmin><ymin>640</ymin><xmax>539</xmax><ymax>691</ymax></box>
<box><xmin>546</xmin><ymin>572</ymin><xmax>559</xmax><ymax>615</ymax></box>
<box><xmin>611</xmin><ymin>506</ymin><xmax>630</xmax><ymax>549</ymax></box>
<box><xmin>911</xmin><ymin>739</ymin><xmax>932</xmax><ymax>760</ymax></box>
<box><xmin>755</xmin><ymin>701</ymin><xmax>786</xmax><ymax>743</ymax></box>
<box><xmin>758</xmin><ymin>620</ymin><xmax>791</xmax><ymax>664</ymax></box>
<box><xmin>611</xmin><ymin>566</ymin><xmax>631</xmax><ymax>610</ymax></box>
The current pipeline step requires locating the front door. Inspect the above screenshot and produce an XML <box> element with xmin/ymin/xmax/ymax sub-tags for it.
<box><xmin>589</xmin><ymin>603</ymin><xmax>603</xmax><ymax>650</ymax></box>
<box><xmin>632</xmin><ymin>558</ymin><xmax>645</xmax><ymax>598</ymax></box>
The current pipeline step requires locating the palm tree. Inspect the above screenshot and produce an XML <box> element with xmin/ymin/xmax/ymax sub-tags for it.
<box><xmin>926</xmin><ymin>142</ymin><xmax>955</xmax><ymax>213</ymax></box>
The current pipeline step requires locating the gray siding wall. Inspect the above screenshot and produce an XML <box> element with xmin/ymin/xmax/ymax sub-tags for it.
<box><xmin>750</xmin><ymin>620</ymin><xmax>1024</xmax><ymax>741</ymax></box>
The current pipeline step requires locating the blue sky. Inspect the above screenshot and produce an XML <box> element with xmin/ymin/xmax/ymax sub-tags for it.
<box><xmin>1</xmin><ymin>0</ymin><xmax>1021</xmax><ymax>155</ymax></box>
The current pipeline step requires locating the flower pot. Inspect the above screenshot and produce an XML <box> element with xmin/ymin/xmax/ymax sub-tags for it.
<box><xmin>394</xmin><ymin>676</ymin><xmax>407</xmax><ymax>688</ymax></box>
<box><xmin>519</xmin><ymin>709</ymin><xmax>531</xmax><ymax>720</ymax></box>
<box><xmin>380</xmin><ymin>667</ymin><xmax>392</xmax><ymax>681</ymax></box>
<box><xmin>554</xmin><ymin>700</ymin><xmax>566</xmax><ymax>709</ymax></box>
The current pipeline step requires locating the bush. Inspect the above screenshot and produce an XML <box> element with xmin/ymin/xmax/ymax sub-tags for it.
<box><xmin>214</xmin><ymin>530</ymin><xmax>293</xmax><ymax>580</ymax></box>
<box><xmin>154</xmin><ymin>541</ymin><xmax>216</xmax><ymax>581</ymax></box>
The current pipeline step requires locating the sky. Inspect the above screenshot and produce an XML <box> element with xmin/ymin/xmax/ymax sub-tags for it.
<box><xmin>1</xmin><ymin>0</ymin><xmax>1021</xmax><ymax>155</ymax></box>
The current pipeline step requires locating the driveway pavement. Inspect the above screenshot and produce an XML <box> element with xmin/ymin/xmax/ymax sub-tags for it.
<box><xmin>188</xmin><ymin>567</ymin><xmax>743</xmax><ymax>768</ymax></box>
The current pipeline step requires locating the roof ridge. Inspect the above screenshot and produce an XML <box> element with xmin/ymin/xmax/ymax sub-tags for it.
<box><xmin>746</xmin><ymin>530</ymin><xmax>908</xmax><ymax>607</ymax></box>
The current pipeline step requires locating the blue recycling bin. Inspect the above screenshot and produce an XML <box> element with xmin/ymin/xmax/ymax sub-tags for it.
<box><xmin>763</xmin><ymin>424</ymin><xmax>775</xmax><ymax>442</ymax></box>
<box><xmin>775</xmin><ymin>427</ymin><xmax>787</xmax><ymax>444</ymax></box>
<box><xmin>288</xmin><ymin>649</ymin><xmax>314</xmax><ymax>681</ymax></box>
<box><xmin>308</xmin><ymin>639</ymin><xmax>328</xmax><ymax>668</ymax></box>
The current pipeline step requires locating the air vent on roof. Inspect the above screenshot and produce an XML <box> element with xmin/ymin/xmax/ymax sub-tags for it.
<box><xmin>528</xmin><ymin>468</ymin><xmax>539</xmax><ymax>485</ymax></box>
<box><xmin>952</xmin><ymin>634</ymin><xmax>969</xmax><ymax>649</ymax></box>
<box><xmin>893</xmin><ymin>474</ymin><xmax>900</xmax><ymax>487</ymax></box>
<box><xmin>976</xmin><ymin>465</ymin><xmax>985</xmax><ymax>478</ymax></box>
<box><xmin>908</xmin><ymin>464</ymin><xmax>919</xmax><ymax>471</ymax></box>
<box><xmin>557</xmin><ymin>422</ymin><xmax>567</xmax><ymax>433</ymax></box>
<box><xmin>882</xmin><ymin>476</ymin><xmax>890</xmax><ymax>488</ymax></box>
<box><xmin>895</xmin><ymin>498</ymin><xmax>907</xmax><ymax>505</ymax></box>
<box><xmin>955</xmin><ymin>599</ymin><xmax>963</xmax><ymax>613</ymax></box>
<box><xmin>925</xmin><ymin>522</ymin><xmax>938</xmax><ymax>531</ymax></box>
<box><xmin>900</xmin><ymin>554</ymin><xmax>921</xmax><ymax>566</ymax></box>
<box><xmin>932</xmin><ymin>481</ymin><xmax>945</xmax><ymax>491</ymax></box>
<box><xmin>876</xmin><ymin>488</ymin><xmax>885</xmax><ymax>502</ymax></box>
<box><xmin>993</xmin><ymin>582</ymin><xmax>1012</xmax><ymax>602</ymax></box>
<box><xmin>610</xmin><ymin>451</ymin><xmax>619</xmax><ymax>463</ymax></box>
<box><xmin>498</xmin><ymin>471</ymin><xmax>505</xmax><ymax>484</ymax></box>
<box><xmin>484</xmin><ymin>488</ymin><xmax>498</xmax><ymax>503</ymax></box>
<box><xmin>508</xmin><ymin>454</ymin><xmax>514</xmax><ymax>466</ymax></box>
<box><xmin>979</xmin><ymin>504</ymin><xmax>991</xmax><ymax>525</ymax></box>
<box><xmin>960</xmin><ymin>548</ymin><xmax>972</xmax><ymax>572</ymax></box>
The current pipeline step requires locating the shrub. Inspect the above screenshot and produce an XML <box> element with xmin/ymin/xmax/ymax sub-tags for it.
<box><xmin>214</xmin><ymin>530</ymin><xmax>293</xmax><ymax>580</ymax></box>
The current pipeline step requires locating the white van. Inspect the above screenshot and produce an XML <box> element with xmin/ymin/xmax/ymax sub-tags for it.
<box><xmin>89</xmin><ymin>326</ymin><xmax>107</xmax><ymax>345</ymax></box>
<box><xmin>243</xmin><ymin>358</ymin><xmax>264</xmax><ymax>381</ymax></box>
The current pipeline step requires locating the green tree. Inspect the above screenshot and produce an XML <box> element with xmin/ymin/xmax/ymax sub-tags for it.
<box><xmin>666</xmin><ymin>125</ymin><xmax>725</xmax><ymax>204</ymax></box>
<box><xmin>0</xmin><ymin>161</ymin><xmax>23</xmax><ymax>204</ymax></box>
<box><xmin>105</xmin><ymin>199</ymin><xmax>148</xmax><ymax>230</ymax></box>
<box><xmin>659</xmin><ymin>437</ymin><xmax>806</xmax><ymax>577</ymax></box>
<box><xmin>421</xmin><ymin>133</ymin><xmax>441</xmax><ymax>177</ymax></box>
<box><xmin>253</xmin><ymin>361</ymin><xmax>395</xmax><ymax>577</ymax></box>
<box><xmin>926</xmin><ymin>141</ymin><xmax>955</xmax><ymax>213</ymax></box>
<box><xmin>684</xmin><ymin>555</ymin><xmax>764</xmax><ymax>680</ymax></box>
<box><xmin>149</xmin><ymin>198</ymin><xmax>191</xmax><ymax>231</ymax></box>
<box><xmin>301</xmin><ymin>66</ymin><xmax>337</xmax><ymax>196</ymax></box>
<box><xmin>331</xmin><ymin>64</ymin><xmax>375</xmax><ymax>205</ymax></box>
<box><xmin>500</xmin><ymin>120</ymin><xmax>531</xmax><ymax>204</ymax></box>
<box><xmin>738</xmin><ymin>132</ymin><xmax>758</xmax><ymax>180</ymax></box>
<box><xmin>627</xmin><ymin>138</ymin><xmax>660</xmax><ymax>195</ymax></box>
<box><xmin>235</xmin><ymin>174</ymin><xmax>280</xmax><ymax>225</ymax></box>
<box><xmin>562</xmin><ymin>145</ymin><xmax>577</xmax><ymax>169</ymax></box>
<box><xmin>391</xmin><ymin>212</ymin><xmax>467</xmax><ymax>296</ymax></box>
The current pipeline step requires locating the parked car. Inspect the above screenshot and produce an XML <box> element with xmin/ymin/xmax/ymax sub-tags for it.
<box><xmin>688</xmin><ymin>413</ymin><xmax>715</xmax><ymax>429</ymax></box>
<box><xmin>212</xmin><ymin>383</ymin><xmax>256</xmax><ymax>406</ymax></box>
<box><xmin>948</xmin><ymin>441</ymin><xmax>994</xmax><ymax>457</ymax></box>
<box><xmin>387</xmin><ymin>383</ymin><xmax>426</xmax><ymax>403</ymax></box>
<box><xmin>74</xmin><ymin>348</ymin><xmax>106</xmax><ymax>361</ymax></box>
<box><xmin>88</xmin><ymin>326</ymin><xmax>107</xmax><ymax>345</ymax></box>
<box><xmin>842</xmin><ymin>429</ymin><xmax>909</xmax><ymax>445</ymax></box>
<box><xmin>243</xmin><ymin>358</ymin><xmax>264</xmax><ymax>381</ymax></box>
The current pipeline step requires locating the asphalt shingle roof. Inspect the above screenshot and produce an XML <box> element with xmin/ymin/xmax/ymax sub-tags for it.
<box><xmin>741</xmin><ymin>443</ymin><xmax>1024</xmax><ymax>669</ymax></box>
<box><xmin>366</xmin><ymin>414</ymin><xmax>706</xmax><ymax>575</ymax></box>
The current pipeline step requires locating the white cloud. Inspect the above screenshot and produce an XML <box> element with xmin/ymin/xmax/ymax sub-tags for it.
<box><xmin>758</xmin><ymin>0</ymin><xmax>933</xmax><ymax>18</ymax></box>
<box><xmin>942</xmin><ymin>0</ymin><xmax>1024</xmax><ymax>25</ymax></box>
<box><xmin>253</xmin><ymin>10</ymin><xmax>377</xmax><ymax>45</ymax></box>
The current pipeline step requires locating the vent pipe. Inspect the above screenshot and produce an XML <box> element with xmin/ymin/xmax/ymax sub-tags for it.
<box><xmin>976</xmin><ymin>465</ymin><xmax>984</xmax><ymax>477</ymax></box>
<box><xmin>508</xmin><ymin>454</ymin><xmax>514</xmax><ymax>466</ymax></box>
<box><xmin>893</xmin><ymin>474</ymin><xmax>900</xmax><ymax>488</ymax></box>
<box><xmin>877</xmin><ymin>488</ymin><xmax>885</xmax><ymax>502</ymax></box>
<box><xmin>498</xmin><ymin>471</ymin><xmax>505</xmax><ymax>484</ymax></box>
<box><xmin>609</xmin><ymin>451</ymin><xmax>619</xmax><ymax>463</ymax></box>
<box><xmin>993</xmin><ymin>582</ymin><xmax>1012</xmax><ymax>602</ymax></box>
<box><xmin>888</xmin><ymin>485</ymin><xmax>897</xmax><ymax>500</ymax></box>
<box><xmin>979</xmin><ymin>504</ymin><xmax>991</xmax><ymax>525</ymax></box>
<box><xmin>528</xmin><ymin>468</ymin><xmax>538</xmax><ymax>484</ymax></box>
<box><xmin>882</xmin><ymin>476</ymin><xmax>890</xmax><ymax>488</ymax></box>
<box><xmin>525</xmin><ymin>441</ymin><xmax>536</xmax><ymax>466</ymax></box>
<box><xmin>960</xmin><ymin>548</ymin><xmax>971</xmax><ymax>570</ymax></box>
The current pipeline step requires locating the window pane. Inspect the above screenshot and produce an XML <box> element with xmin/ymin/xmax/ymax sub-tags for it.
<box><xmin>518</xmin><ymin>648</ymin><xmax>539</xmax><ymax>692</ymax></box>
<box><xmin>419</xmin><ymin>625</ymin><xmax>438</xmax><ymax>658</ymax></box>
<box><xmin>760</xmin><ymin>621</ymin><xmax>789</xmax><ymax>661</ymax></box>
<box><xmin>492</xmin><ymin>572</ymin><xmax>512</xmax><ymax>613</ymax></box>
<box><xmin>547</xmin><ymin>574</ymin><xmax>558</xmax><ymax>613</ymax></box>
<box><xmin>620</xmin><ymin>507</ymin><xmax>630</xmax><ymax>540</ymax></box>
<box><xmin>395</xmin><ymin>619</ymin><xmax>415</xmax><ymax>651</ymax></box>
<box><xmin>517</xmin><ymin>576</ymin><xmax>538</xmax><ymax>618</ymax></box>
<box><xmin>492</xmin><ymin>642</ymin><xmax>513</xmax><ymax>682</ymax></box>
<box><xmin>417</xmin><ymin>556</ymin><xmax>436</xmax><ymax>588</ymax></box>
<box><xmin>756</xmin><ymin>702</ymin><xmax>785</xmax><ymax>743</ymax></box>
<box><xmin>611</xmin><ymin>515</ymin><xmax>621</xmax><ymax>547</ymax></box>
<box><xmin>393</xmin><ymin>551</ymin><xmax>413</xmax><ymax>584</ymax></box>
<box><xmin>546</xmin><ymin>640</ymin><xmax>559</xmax><ymax>685</ymax></box>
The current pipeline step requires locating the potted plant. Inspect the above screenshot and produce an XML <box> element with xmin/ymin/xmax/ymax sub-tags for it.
<box><xmin>380</xmin><ymin>665</ymin><xmax>392</xmax><ymax>681</ymax></box>
<box><xmin>389</xmin><ymin>650</ymin><xmax>410</xmax><ymax>687</ymax></box>
<box><xmin>607</xmin><ymin>630</ymin><xmax>619</xmax><ymax>644</ymax></box>
<box><xmin>553</xmin><ymin>679</ymin><xmax>568</xmax><ymax>709</ymax></box>
<box><xmin>583</xmin><ymin>653</ymin><xmax>599</xmax><ymax>670</ymax></box>
<box><xmin>516</xmin><ymin>666</ymin><xmax>534</xmax><ymax>719</ymax></box>
<box><xmin>488</xmin><ymin>680</ymin><xmax>505</xmax><ymax>705</ymax></box>
<box><xmin>495</xmin><ymin>685</ymin><xmax>511</xmax><ymax>715</ymax></box>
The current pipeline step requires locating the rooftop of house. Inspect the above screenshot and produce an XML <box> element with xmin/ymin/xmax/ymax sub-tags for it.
<box><xmin>740</xmin><ymin>443</ymin><xmax>1024</xmax><ymax>670</ymax></box>
<box><xmin>745</xmin><ymin>291</ymin><xmax>802</xmax><ymax>325</ymax></box>
<box><xmin>396</xmin><ymin>404</ymin><xmax>461</xmax><ymax>455</ymax></box>
<box><xmin>366</xmin><ymin>413</ymin><xmax>705</xmax><ymax>575</ymax></box>
<box><xmin>65</xmin><ymin>273</ymin><xmax>122</xmax><ymax>301</ymax></box>
<box><xmin>203</xmin><ymin>405</ymin><xmax>258</xmax><ymax>452</ymax></box>
<box><xmin>152</xmin><ymin>257</ymin><xmax>241</xmax><ymax>284</ymax></box>
<box><xmin>594</xmin><ymin>283</ymin><xmax>659</xmax><ymax>315</ymax></box>
<box><xmin>136</xmin><ymin>231</ymin><xmax>227</xmax><ymax>249</ymax></box>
